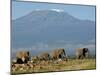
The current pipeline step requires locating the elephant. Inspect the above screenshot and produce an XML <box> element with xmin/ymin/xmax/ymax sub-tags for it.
<box><xmin>76</xmin><ymin>48</ymin><xmax>89</xmax><ymax>59</ymax></box>
<box><xmin>31</xmin><ymin>56</ymin><xmax>39</xmax><ymax>63</ymax></box>
<box><xmin>51</xmin><ymin>48</ymin><xmax>68</xmax><ymax>61</ymax></box>
<box><xmin>16</xmin><ymin>51</ymin><xmax>30</xmax><ymax>64</ymax></box>
<box><xmin>38</xmin><ymin>52</ymin><xmax>50</xmax><ymax>61</ymax></box>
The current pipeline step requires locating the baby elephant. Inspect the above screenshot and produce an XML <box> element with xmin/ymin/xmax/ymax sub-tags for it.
<box><xmin>76</xmin><ymin>48</ymin><xmax>89</xmax><ymax>59</ymax></box>
<box><xmin>31</xmin><ymin>56</ymin><xmax>39</xmax><ymax>63</ymax></box>
<box><xmin>38</xmin><ymin>52</ymin><xmax>50</xmax><ymax>61</ymax></box>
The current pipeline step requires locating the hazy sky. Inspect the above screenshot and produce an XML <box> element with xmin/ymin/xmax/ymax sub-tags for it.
<box><xmin>12</xmin><ymin>1</ymin><xmax>95</xmax><ymax>21</ymax></box>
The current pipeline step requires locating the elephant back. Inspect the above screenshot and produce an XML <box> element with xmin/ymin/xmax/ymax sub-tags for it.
<box><xmin>16</xmin><ymin>51</ymin><xmax>29</xmax><ymax>58</ymax></box>
<box><xmin>76</xmin><ymin>48</ymin><xmax>84</xmax><ymax>55</ymax></box>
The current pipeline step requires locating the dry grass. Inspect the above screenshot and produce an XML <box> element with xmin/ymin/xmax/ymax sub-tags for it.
<box><xmin>11</xmin><ymin>58</ymin><xmax>96</xmax><ymax>75</ymax></box>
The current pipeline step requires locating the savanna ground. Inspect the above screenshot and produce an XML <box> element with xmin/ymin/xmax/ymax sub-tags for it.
<box><xmin>11</xmin><ymin>58</ymin><xmax>96</xmax><ymax>75</ymax></box>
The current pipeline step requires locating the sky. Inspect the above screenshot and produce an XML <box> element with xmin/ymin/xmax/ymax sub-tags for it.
<box><xmin>12</xmin><ymin>1</ymin><xmax>96</xmax><ymax>56</ymax></box>
<box><xmin>12</xmin><ymin>1</ymin><xmax>96</xmax><ymax>21</ymax></box>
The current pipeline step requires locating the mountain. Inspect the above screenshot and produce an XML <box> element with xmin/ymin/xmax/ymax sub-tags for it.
<box><xmin>12</xmin><ymin>10</ymin><xmax>95</xmax><ymax>56</ymax></box>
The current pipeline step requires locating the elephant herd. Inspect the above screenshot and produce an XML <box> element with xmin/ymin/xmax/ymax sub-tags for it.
<box><xmin>14</xmin><ymin>48</ymin><xmax>89</xmax><ymax>64</ymax></box>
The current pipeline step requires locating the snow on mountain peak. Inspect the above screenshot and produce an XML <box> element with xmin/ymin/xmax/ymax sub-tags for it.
<box><xmin>50</xmin><ymin>9</ymin><xmax>64</xmax><ymax>12</ymax></box>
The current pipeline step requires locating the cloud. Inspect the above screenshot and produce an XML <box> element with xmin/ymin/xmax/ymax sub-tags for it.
<box><xmin>88</xmin><ymin>39</ymin><xmax>95</xmax><ymax>43</ymax></box>
<box><xmin>12</xmin><ymin>43</ymin><xmax>49</xmax><ymax>52</ymax></box>
<box><xmin>82</xmin><ymin>44</ymin><xmax>95</xmax><ymax>49</ymax></box>
<box><xmin>12</xmin><ymin>43</ymin><xmax>95</xmax><ymax>58</ymax></box>
<box><xmin>55</xmin><ymin>40</ymin><xmax>66</xmax><ymax>43</ymax></box>
<box><xmin>12</xmin><ymin>40</ymin><xmax>95</xmax><ymax>54</ymax></box>
<box><xmin>32</xmin><ymin>43</ymin><xmax>49</xmax><ymax>50</ymax></box>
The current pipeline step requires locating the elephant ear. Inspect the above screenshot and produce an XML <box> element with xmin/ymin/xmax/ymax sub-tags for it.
<box><xmin>61</xmin><ymin>48</ymin><xmax>65</xmax><ymax>53</ymax></box>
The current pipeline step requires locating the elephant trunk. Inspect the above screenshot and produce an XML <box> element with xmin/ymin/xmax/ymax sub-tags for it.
<box><xmin>63</xmin><ymin>50</ymin><xmax>67</xmax><ymax>58</ymax></box>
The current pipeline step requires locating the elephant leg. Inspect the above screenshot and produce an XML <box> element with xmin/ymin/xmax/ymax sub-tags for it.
<box><xmin>83</xmin><ymin>53</ymin><xmax>88</xmax><ymax>58</ymax></box>
<box><xmin>83</xmin><ymin>53</ymin><xmax>86</xmax><ymax>58</ymax></box>
<box><xmin>85</xmin><ymin>52</ymin><xmax>89</xmax><ymax>58</ymax></box>
<box><xmin>57</xmin><ymin>55</ymin><xmax>59</xmax><ymax>60</ymax></box>
<box><xmin>16</xmin><ymin>58</ymin><xmax>23</xmax><ymax>64</ymax></box>
<box><xmin>24</xmin><ymin>59</ymin><xmax>28</xmax><ymax>63</ymax></box>
<box><xmin>81</xmin><ymin>54</ymin><xmax>85</xmax><ymax>59</ymax></box>
<box><xmin>52</xmin><ymin>56</ymin><xmax>55</xmax><ymax>60</ymax></box>
<box><xmin>78</xmin><ymin>55</ymin><xmax>81</xmax><ymax>59</ymax></box>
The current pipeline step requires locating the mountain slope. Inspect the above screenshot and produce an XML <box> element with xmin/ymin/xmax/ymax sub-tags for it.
<box><xmin>12</xmin><ymin>10</ymin><xmax>95</xmax><ymax>51</ymax></box>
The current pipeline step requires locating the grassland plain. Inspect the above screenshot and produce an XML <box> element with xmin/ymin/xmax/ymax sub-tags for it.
<box><xmin>11</xmin><ymin>58</ymin><xmax>96</xmax><ymax>75</ymax></box>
